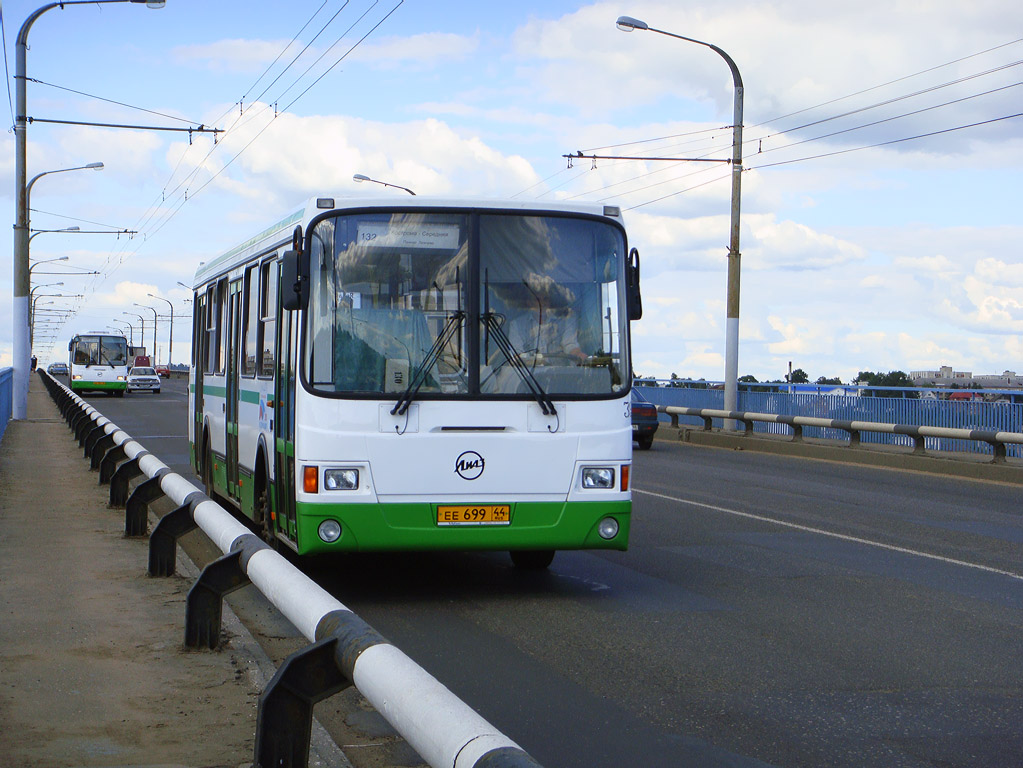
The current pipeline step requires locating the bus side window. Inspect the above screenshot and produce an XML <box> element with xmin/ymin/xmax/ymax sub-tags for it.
<box><xmin>194</xmin><ymin>292</ymin><xmax>206</xmax><ymax>371</ymax></box>
<box><xmin>258</xmin><ymin>260</ymin><xmax>277</xmax><ymax>377</ymax></box>
<box><xmin>216</xmin><ymin>279</ymin><xmax>229</xmax><ymax>375</ymax></box>
<box><xmin>243</xmin><ymin>265</ymin><xmax>259</xmax><ymax>376</ymax></box>
<box><xmin>204</xmin><ymin>286</ymin><xmax>217</xmax><ymax>374</ymax></box>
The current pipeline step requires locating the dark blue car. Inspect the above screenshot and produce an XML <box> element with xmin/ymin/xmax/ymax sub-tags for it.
<box><xmin>631</xmin><ymin>390</ymin><xmax>659</xmax><ymax>450</ymax></box>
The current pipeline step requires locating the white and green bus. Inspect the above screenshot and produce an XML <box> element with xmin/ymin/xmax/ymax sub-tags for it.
<box><xmin>68</xmin><ymin>331</ymin><xmax>129</xmax><ymax>396</ymax></box>
<box><xmin>188</xmin><ymin>197</ymin><xmax>642</xmax><ymax>565</ymax></box>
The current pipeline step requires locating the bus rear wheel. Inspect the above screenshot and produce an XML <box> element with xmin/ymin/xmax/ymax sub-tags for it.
<box><xmin>510</xmin><ymin>550</ymin><xmax>555</xmax><ymax>570</ymax></box>
<box><xmin>201</xmin><ymin>437</ymin><xmax>214</xmax><ymax>497</ymax></box>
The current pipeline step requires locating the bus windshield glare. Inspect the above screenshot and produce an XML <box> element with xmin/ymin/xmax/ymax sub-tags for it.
<box><xmin>305</xmin><ymin>211</ymin><xmax>629</xmax><ymax>399</ymax></box>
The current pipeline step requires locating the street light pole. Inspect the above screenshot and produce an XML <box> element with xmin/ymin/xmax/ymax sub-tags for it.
<box><xmin>123</xmin><ymin>312</ymin><xmax>146</xmax><ymax>357</ymax></box>
<box><xmin>29</xmin><ymin>226</ymin><xmax>81</xmax><ymax>244</ymax></box>
<box><xmin>353</xmin><ymin>173</ymin><xmax>416</xmax><ymax>196</ymax></box>
<box><xmin>116</xmin><ymin>320</ymin><xmax>135</xmax><ymax>346</ymax></box>
<box><xmin>616</xmin><ymin>15</ymin><xmax>744</xmax><ymax>425</ymax></box>
<box><xmin>29</xmin><ymin>255</ymin><xmax>69</xmax><ymax>273</ymax></box>
<box><xmin>12</xmin><ymin>0</ymin><xmax>165</xmax><ymax>420</ymax></box>
<box><xmin>147</xmin><ymin>293</ymin><xmax>174</xmax><ymax>367</ymax></box>
<box><xmin>134</xmin><ymin>303</ymin><xmax>158</xmax><ymax>363</ymax></box>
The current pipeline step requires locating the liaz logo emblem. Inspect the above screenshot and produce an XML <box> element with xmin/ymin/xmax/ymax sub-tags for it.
<box><xmin>454</xmin><ymin>451</ymin><xmax>485</xmax><ymax>480</ymax></box>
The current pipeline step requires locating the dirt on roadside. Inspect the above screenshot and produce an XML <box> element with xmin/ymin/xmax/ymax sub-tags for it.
<box><xmin>0</xmin><ymin>386</ymin><xmax>259</xmax><ymax>768</ymax></box>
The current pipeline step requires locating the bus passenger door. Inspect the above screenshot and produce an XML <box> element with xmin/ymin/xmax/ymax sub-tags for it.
<box><xmin>274</xmin><ymin>306</ymin><xmax>298</xmax><ymax>542</ymax></box>
<box><xmin>226</xmin><ymin>279</ymin><xmax>242</xmax><ymax>501</ymax></box>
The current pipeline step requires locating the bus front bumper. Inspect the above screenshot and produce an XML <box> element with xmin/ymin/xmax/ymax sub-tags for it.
<box><xmin>290</xmin><ymin>499</ymin><xmax>631</xmax><ymax>556</ymax></box>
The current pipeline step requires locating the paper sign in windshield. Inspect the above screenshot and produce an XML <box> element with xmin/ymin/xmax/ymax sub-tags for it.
<box><xmin>357</xmin><ymin>222</ymin><xmax>461</xmax><ymax>250</ymax></box>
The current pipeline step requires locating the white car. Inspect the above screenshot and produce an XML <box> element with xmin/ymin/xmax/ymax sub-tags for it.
<box><xmin>127</xmin><ymin>366</ymin><xmax>161</xmax><ymax>393</ymax></box>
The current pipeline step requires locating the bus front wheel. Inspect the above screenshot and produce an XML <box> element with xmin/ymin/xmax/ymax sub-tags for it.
<box><xmin>510</xmin><ymin>550</ymin><xmax>555</xmax><ymax>570</ymax></box>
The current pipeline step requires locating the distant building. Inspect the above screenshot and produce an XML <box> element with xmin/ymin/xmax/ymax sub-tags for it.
<box><xmin>910</xmin><ymin>365</ymin><xmax>1023</xmax><ymax>389</ymax></box>
<box><xmin>972</xmin><ymin>371</ymin><xmax>1023</xmax><ymax>389</ymax></box>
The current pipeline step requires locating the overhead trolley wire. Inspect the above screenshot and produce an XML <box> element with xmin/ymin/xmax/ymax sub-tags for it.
<box><xmin>24</xmin><ymin>77</ymin><xmax>204</xmax><ymax>126</ymax></box>
<box><xmin>156</xmin><ymin>2</ymin><xmax>393</xmax><ymax>225</ymax></box>
<box><xmin>241</xmin><ymin>0</ymin><xmax>333</xmax><ymax>103</ymax></box>
<box><xmin>750</xmin><ymin>112</ymin><xmax>1023</xmax><ymax>170</ymax></box>
<box><xmin>1</xmin><ymin>6</ymin><xmax>15</xmax><ymax>129</ymax></box>
<box><xmin>100</xmin><ymin>0</ymin><xmax>405</xmax><ymax>283</ymax></box>
<box><xmin>248</xmin><ymin>0</ymin><xmax>355</xmax><ymax>108</ymax></box>
<box><xmin>752</xmin><ymin>36</ymin><xmax>1023</xmax><ymax>130</ymax></box>
<box><xmin>550</xmin><ymin>36</ymin><xmax>1023</xmax><ymax>210</ymax></box>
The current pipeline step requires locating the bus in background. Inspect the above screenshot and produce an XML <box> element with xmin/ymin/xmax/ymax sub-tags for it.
<box><xmin>68</xmin><ymin>332</ymin><xmax>129</xmax><ymax>396</ymax></box>
<box><xmin>188</xmin><ymin>197</ymin><xmax>642</xmax><ymax>567</ymax></box>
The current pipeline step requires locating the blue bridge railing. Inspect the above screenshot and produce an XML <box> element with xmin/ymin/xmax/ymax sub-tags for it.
<box><xmin>634</xmin><ymin>381</ymin><xmax>1023</xmax><ymax>458</ymax></box>
<box><xmin>0</xmin><ymin>367</ymin><xmax>13</xmax><ymax>444</ymax></box>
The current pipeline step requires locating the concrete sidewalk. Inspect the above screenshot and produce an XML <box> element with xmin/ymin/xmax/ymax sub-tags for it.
<box><xmin>0</xmin><ymin>376</ymin><xmax>262</xmax><ymax>767</ymax></box>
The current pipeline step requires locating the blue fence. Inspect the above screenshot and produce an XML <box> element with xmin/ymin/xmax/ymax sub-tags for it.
<box><xmin>0</xmin><ymin>367</ymin><xmax>12</xmax><ymax>444</ymax></box>
<box><xmin>635</xmin><ymin>382</ymin><xmax>1023</xmax><ymax>458</ymax></box>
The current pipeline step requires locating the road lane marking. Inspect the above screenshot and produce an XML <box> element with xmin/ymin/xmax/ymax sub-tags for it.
<box><xmin>634</xmin><ymin>487</ymin><xmax>1023</xmax><ymax>582</ymax></box>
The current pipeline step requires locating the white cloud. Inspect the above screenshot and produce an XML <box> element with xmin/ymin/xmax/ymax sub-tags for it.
<box><xmin>351</xmin><ymin>32</ymin><xmax>479</xmax><ymax>67</ymax></box>
<box><xmin>172</xmin><ymin>39</ymin><xmax>293</xmax><ymax>74</ymax></box>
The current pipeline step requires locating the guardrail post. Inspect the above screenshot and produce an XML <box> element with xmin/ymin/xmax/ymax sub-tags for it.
<box><xmin>253</xmin><ymin>636</ymin><xmax>352</xmax><ymax>768</ymax></box>
<box><xmin>125</xmin><ymin>469</ymin><xmax>169</xmax><ymax>537</ymax></box>
<box><xmin>99</xmin><ymin>444</ymin><xmax>127</xmax><ymax>485</ymax></box>
<box><xmin>149</xmin><ymin>501</ymin><xmax>200</xmax><ymax>577</ymax></box>
<box><xmin>790</xmin><ymin>423</ymin><xmax>803</xmax><ymax>443</ymax></box>
<box><xmin>110</xmin><ymin>454</ymin><xmax>145</xmax><ymax>506</ymax></box>
<box><xmin>79</xmin><ymin>419</ymin><xmax>103</xmax><ymax>449</ymax></box>
<box><xmin>89</xmin><ymin>432</ymin><xmax>117</xmax><ymax>470</ymax></box>
<box><xmin>83</xmin><ymin>423</ymin><xmax>109</xmax><ymax>460</ymax></box>
<box><xmin>848</xmin><ymin>429</ymin><xmax>861</xmax><ymax>447</ymax></box>
<box><xmin>72</xmin><ymin>410</ymin><xmax>93</xmax><ymax>442</ymax></box>
<box><xmin>990</xmin><ymin>441</ymin><xmax>1007</xmax><ymax>464</ymax></box>
<box><xmin>185</xmin><ymin>550</ymin><xmax>250</xmax><ymax>650</ymax></box>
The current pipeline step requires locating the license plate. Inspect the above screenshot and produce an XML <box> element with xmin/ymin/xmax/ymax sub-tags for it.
<box><xmin>437</xmin><ymin>504</ymin><xmax>511</xmax><ymax>526</ymax></box>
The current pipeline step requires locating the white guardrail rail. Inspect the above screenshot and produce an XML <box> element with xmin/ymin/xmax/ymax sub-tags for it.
<box><xmin>39</xmin><ymin>370</ymin><xmax>543</xmax><ymax>768</ymax></box>
<box><xmin>661</xmin><ymin>405</ymin><xmax>1023</xmax><ymax>463</ymax></box>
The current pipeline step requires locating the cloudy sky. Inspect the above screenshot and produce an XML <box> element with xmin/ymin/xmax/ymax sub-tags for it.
<box><xmin>2</xmin><ymin>0</ymin><xmax>1021</xmax><ymax>384</ymax></box>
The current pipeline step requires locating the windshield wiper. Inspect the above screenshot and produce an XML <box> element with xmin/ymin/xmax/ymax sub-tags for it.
<box><xmin>482</xmin><ymin>312</ymin><xmax>557</xmax><ymax>417</ymax></box>
<box><xmin>391</xmin><ymin>310</ymin><xmax>465</xmax><ymax>417</ymax></box>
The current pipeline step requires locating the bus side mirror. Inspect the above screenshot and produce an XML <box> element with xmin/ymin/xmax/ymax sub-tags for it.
<box><xmin>627</xmin><ymin>247</ymin><xmax>642</xmax><ymax>321</ymax></box>
<box><xmin>280</xmin><ymin>249</ymin><xmax>309</xmax><ymax>311</ymax></box>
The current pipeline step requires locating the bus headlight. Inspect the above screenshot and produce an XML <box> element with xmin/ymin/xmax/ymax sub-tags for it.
<box><xmin>318</xmin><ymin>519</ymin><xmax>342</xmax><ymax>543</ymax></box>
<box><xmin>597</xmin><ymin>517</ymin><xmax>620</xmax><ymax>540</ymax></box>
<box><xmin>324</xmin><ymin>468</ymin><xmax>359</xmax><ymax>491</ymax></box>
<box><xmin>582</xmin><ymin>467</ymin><xmax>615</xmax><ymax>489</ymax></box>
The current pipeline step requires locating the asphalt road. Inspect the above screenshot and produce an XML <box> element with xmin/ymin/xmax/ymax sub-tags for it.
<box><xmin>77</xmin><ymin>379</ymin><xmax>1023</xmax><ymax>768</ymax></box>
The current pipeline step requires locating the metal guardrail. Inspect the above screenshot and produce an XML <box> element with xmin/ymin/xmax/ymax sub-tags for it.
<box><xmin>661</xmin><ymin>405</ymin><xmax>1023</xmax><ymax>464</ymax></box>
<box><xmin>38</xmin><ymin>370</ymin><xmax>543</xmax><ymax>768</ymax></box>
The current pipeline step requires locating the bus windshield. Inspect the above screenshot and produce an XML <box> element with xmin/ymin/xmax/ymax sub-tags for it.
<box><xmin>72</xmin><ymin>335</ymin><xmax>128</xmax><ymax>367</ymax></box>
<box><xmin>305</xmin><ymin>210</ymin><xmax>629</xmax><ymax>399</ymax></box>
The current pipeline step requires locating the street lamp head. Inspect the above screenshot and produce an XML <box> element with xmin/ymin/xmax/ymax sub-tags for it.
<box><xmin>129</xmin><ymin>0</ymin><xmax>167</xmax><ymax>7</ymax></box>
<box><xmin>616</xmin><ymin>16</ymin><xmax>648</xmax><ymax>31</ymax></box>
<box><xmin>86</xmin><ymin>162</ymin><xmax>104</xmax><ymax>170</ymax></box>
<box><xmin>353</xmin><ymin>174</ymin><xmax>370</xmax><ymax>183</ymax></box>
